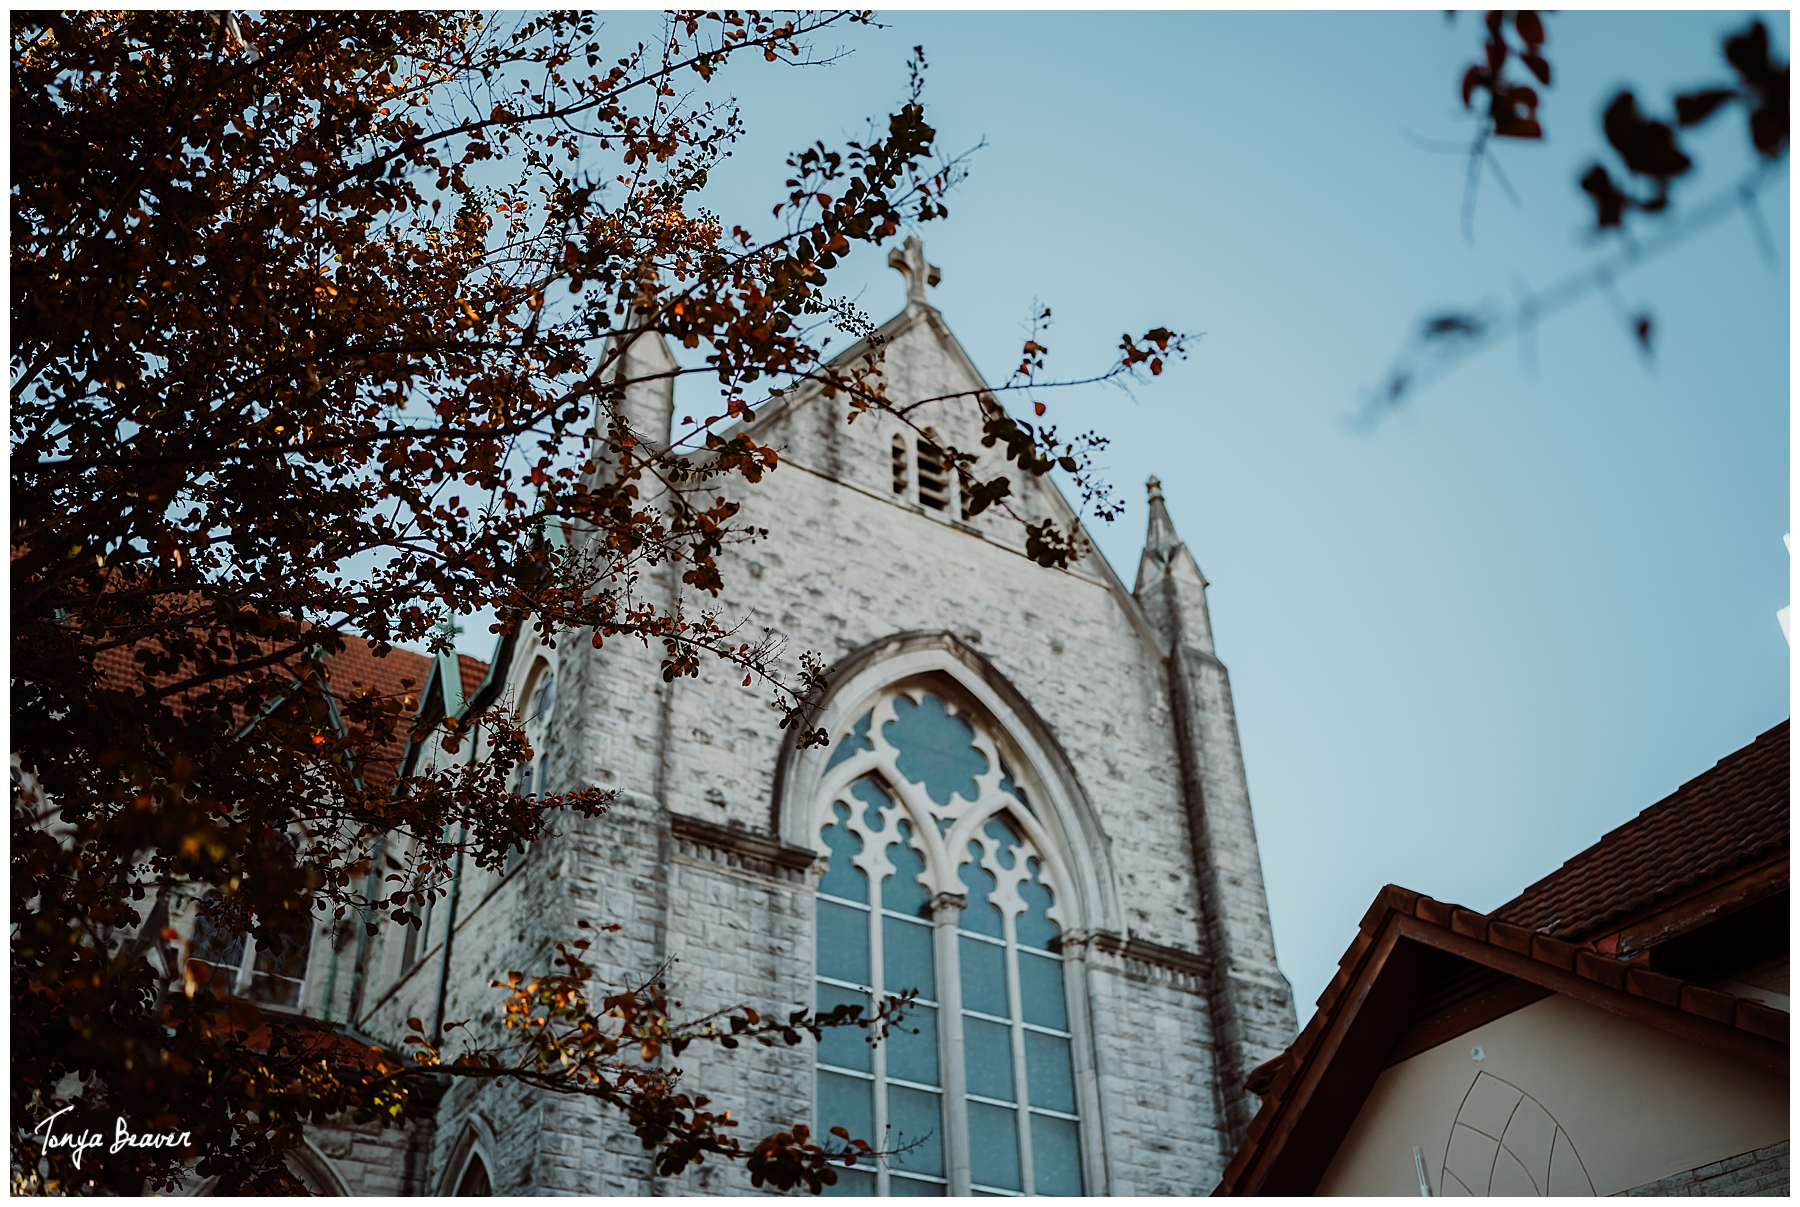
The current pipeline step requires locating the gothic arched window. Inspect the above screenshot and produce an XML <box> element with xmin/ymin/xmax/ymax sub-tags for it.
<box><xmin>518</xmin><ymin>667</ymin><xmax>557</xmax><ymax>800</ymax></box>
<box><xmin>814</xmin><ymin>687</ymin><xmax>1082</xmax><ymax>1197</ymax></box>
<box><xmin>505</xmin><ymin>665</ymin><xmax>556</xmax><ymax>875</ymax></box>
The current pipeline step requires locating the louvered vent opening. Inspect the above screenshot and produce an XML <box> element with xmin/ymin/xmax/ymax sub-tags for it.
<box><xmin>916</xmin><ymin>432</ymin><xmax>949</xmax><ymax>511</ymax></box>
<box><xmin>891</xmin><ymin>435</ymin><xmax>909</xmax><ymax>495</ymax></box>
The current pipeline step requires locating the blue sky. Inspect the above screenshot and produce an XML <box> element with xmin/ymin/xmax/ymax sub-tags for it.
<box><xmin>461</xmin><ymin>11</ymin><xmax>1791</xmax><ymax>1020</ymax></box>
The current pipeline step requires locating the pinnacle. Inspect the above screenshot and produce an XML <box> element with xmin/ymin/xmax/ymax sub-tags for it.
<box><xmin>1144</xmin><ymin>473</ymin><xmax>1181</xmax><ymax>559</ymax></box>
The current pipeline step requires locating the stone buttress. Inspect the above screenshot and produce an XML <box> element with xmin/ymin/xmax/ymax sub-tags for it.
<box><xmin>1134</xmin><ymin>476</ymin><xmax>1297</xmax><ymax>1149</ymax></box>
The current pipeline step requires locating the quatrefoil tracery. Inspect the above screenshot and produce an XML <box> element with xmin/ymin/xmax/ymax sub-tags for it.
<box><xmin>813</xmin><ymin>687</ymin><xmax>1070</xmax><ymax>936</ymax></box>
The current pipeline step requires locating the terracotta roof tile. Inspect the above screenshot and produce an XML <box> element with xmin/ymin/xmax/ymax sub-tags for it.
<box><xmin>322</xmin><ymin>637</ymin><xmax>433</xmax><ymax>706</ymax></box>
<box><xmin>1680</xmin><ymin>982</ymin><xmax>1738</xmax><ymax>1025</ymax></box>
<box><xmin>320</xmin><ymin>638</ymin><xmax>436</xmax><ymax>793</ymax></box>
<box><xmin>86</xmin><ymin>630</ymin><xmax>484</xmax><ymax>795</ymax></box>
<box><xmin>1494</xmin><ymin>720</ymin><xmax>1788</xmax><ymax>938</ymax></box>
<box><xmin>456</xmin><ymin>653</ymin><xmax>487</xmax><ymax>702</ymax></box>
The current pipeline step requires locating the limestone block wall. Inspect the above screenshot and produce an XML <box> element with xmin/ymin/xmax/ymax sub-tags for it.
<box><xmin>1080</xmin><ymin>951</ymin><xmax>1230</xmax><ymax>1194</ymax></box>
<box><xmin>1617</xmin><ymin>1140</ymin><xmax>1790</xmax><ymax>1197</ymax></box>
<box><xmin>297</xmin><ymin>303</ymin><xmax>1296</xmax><ymax>1195</ymax></box>
<box><xmin>663</xmin><ymin>444</ymin><xmax>1203</xmax><ymax>954</ymax></box>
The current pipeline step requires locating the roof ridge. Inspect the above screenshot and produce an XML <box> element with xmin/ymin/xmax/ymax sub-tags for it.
<box><xmin>1491</xmin><ymin>720</ymin><xmax>1789</xmax><ymax>935</ymax></box>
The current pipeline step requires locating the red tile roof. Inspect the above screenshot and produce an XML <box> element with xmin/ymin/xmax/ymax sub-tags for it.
<box><xmin>1495</xmin><ymin>720</ymin><xmax>1789</xmax><ymax>939</ymax></box>
<box><xmin>456</xmin><ymin>652</ymin><xmax>487</xmax><ymax>703</ymax></box>
<box><xmin>318</xmin><ymin>637</ymin><xmax>435</xmax><ymax>793</ymax></box>
<box><xmin>90</xmin><ymin>629</ymin><xmax>484</xmax><ymax>795</ymax></box>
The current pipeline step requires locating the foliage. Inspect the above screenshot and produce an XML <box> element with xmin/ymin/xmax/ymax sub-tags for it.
<box><xmin>1576</xmin><ymin>19</ymin><xmax>1787</xmax><ymax>230</ymax></box>
<box><xmin>402</xmin><ymin>923</ymin><xmax>916</xmax><ymax>1194</ymax></box>
<box><xmin>1460</xmin><ymin>9</ymin><xmax>1550</xmax><ymax>142</ymax></box>
<box><xmin>11</xmin><ymin>9</ymin><xmax>1182</xmax><ymax>1193</ymax></box>
<box><xmin>1364</xmin><ymin>13</ymin><xmax>1788</xmax><ymax>419</ymax></box>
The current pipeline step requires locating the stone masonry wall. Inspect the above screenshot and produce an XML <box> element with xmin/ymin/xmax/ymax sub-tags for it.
<box><xmin>1617</xmin><ymin>1141</ymin><xmax>1790</xmax><ymax>1197</ymax></box>
<box><xmin>306</xmin><ymin>300</ymin><xmax>1294</xmax><ymax>1194</ymax></box>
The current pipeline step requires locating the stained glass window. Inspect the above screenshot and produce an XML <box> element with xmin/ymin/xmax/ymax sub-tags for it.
<box><xmin>817</xmin><ymin>778</ymin><xmax>947</xmax><ymax>1196</ymax></box>
<box><xmin>815</xmin><ymin>689</ymin><xmax>1083</xmax><ymax>1196</ymax></box>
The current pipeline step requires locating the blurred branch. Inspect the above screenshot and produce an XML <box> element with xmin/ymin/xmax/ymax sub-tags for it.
<box><xmin>1358</xmin><ymin>165</ymin><xmax>1783</xmax><ymax>428</ymax></box>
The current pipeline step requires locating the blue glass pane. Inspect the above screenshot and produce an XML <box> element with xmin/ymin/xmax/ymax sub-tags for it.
<box><xmin>817</xmin><ymin>1068</ymin><xmax>873</xmax><ymax>1140</ymax></box>
<box><xmin>887</xmin><ymin>1084</ymin><xmax>944</xmax><ymax>1176</ymax></box>
<box><xmin>821</xmin><ymin>1167</ymin><xmax>875</xmax><ymax>1197</ymax></box>
<box><xmin>883</xmin><ymin>915</ymin><xmax>936</xmax><ymax>1002</ymax></box>
<box><xmin>967</xmin><ymin>1101</ymin><xmax>1021</xmax><ymax>1191</ymax></box>
<box><xmin>889</xmin><ymin>1175</ymin><xmax>945</xmax><ymax>1196</ymax></box>
<box><xmin>1031</xmin><ymin>1114</ymin><xmax>1083</xmax><ymax>1195</ymax></box>
<box><xmin>882</xmin><ymin>820</ymin><xmax>931</xmax><ymax>917</ymax></box>
<box><xmin>1018</xmin><ymin>951</ymin><xmax>1067</xmax><ymax>1030</ymax></box>
<box><xmin>816</xmin><ymin>983</ymin><xmax>871</xmax><ymax>1072</ymax></box>
<box><xmin>817</xmin><ymin>899</ymin><xmax>870</xmax><ymax>986</ymax></box>
<box><xmin>1016</xmin><ymin>859</ymin><xmax>1061</xmax><ymax>952</ymax></box>
<box><xmin>959</xmin><ymin>935</ymin><xmax>1008</xmax><ymax>1017</ymax></box>
<box><xmin>963</xmin><ymin>1016</ymin><xmax>1015</xmax><ymax>1102</ymax></box>
<box><xmin>885</xmin><ymin>1001</ymin><xmax>939</xmax><ymax>1086</ymax></box>
<box><xmin>824</xmin><ymin>710</ymin><xmax>874</xmax><ymax>771</ymax></box>
<box><xmin>849</xmin><ymin>777</ymin><xmax>890</xmax><ymax>832</ymax></box>
<box><xmin>819</xmin><ymin>802</ymin><xmax>867</xmax><ymax>901</ymax></box>
<box><xmin>1024</xmin><ymin>1031</ymin><xmax>1076</xmax><ymax>1113</ymax></box>
<box><xmin>958</xmin><ymin>843</ymin><xmax>1002</xmax><ymax>937</ymax></box>
<box><xmin>883</xmin><ymin>693</ymin><xmax>988</xmax><ymax>806</ymax></box>
<box><xmin>982</xmin><ymin>816</ymin><xmax>1020</xmax><ymax>870</ymax></box>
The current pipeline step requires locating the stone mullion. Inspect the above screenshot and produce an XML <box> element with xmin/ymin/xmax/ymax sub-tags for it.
<box><xmin>234</xmin><ymin>938</ymin><xmax>256</xmax><ymax>996</ymax></box>
<box><xmin>929</xmin><ymin>890</ymin><xmax>971</xmax><ymax>1196</ymax></box>
<box><xmin>868</xmin><ymin>874</ymin><xmax>889</xmax><ymax>1196</ymax></box>
<box><xmin>1004</xmin><ymin>909</ymin><xmax>1036</xmax><ymax>1196</ymax></box>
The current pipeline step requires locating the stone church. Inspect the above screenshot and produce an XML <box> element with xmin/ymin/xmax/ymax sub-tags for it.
<box><xmin>255</xmin><ymin>240</ymin><xmax>1297</xmax><ymax>1195</ymax></box>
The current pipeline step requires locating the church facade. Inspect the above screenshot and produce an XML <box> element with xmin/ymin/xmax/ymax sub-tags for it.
<box><xmin>292</xmin><ymin>241</ymin><xmax>1296</xmax><ymax>1196</ymax></box>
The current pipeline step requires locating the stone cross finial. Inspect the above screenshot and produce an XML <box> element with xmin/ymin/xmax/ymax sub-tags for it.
<box><xmin>887</xmin><ymin>236</ymin><xmax>941</xmax><ymax>306</ymax></box>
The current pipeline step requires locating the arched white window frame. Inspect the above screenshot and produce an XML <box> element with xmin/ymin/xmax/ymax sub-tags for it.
<box><xmin>504</xmin><ymin>653</ymin><xmax>559</xmax><ymax>875</ymax></box>
<box><xmin>811</xmin><ymin>688</ymin><xmax>1078</xmax><ymax>922</ymax></box>
<box><xmin>784</xmin><ymin>635</ymin><xmax>1119</xmax><ymax>1196</ymax></box>
<box><xmin>286</xmin><ymin>1139</ymin><xmax>351</xmax><ymax>1196</ymax></box>
<box><xmin>776</xmin><ymin>634</ymin><xmax>1123</xmax><ymax>939</ymax></box>
<box><xmin>515</xmin><ymin>655</ymin><xmax>558</xmax><ymax>798</ymax></box>
<box><xmin>435</xmin><ymin>1116</ymin><xmax>502</xmax><ymax>1197</ymax></box>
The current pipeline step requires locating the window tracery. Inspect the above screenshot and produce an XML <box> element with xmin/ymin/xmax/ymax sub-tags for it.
<box><xmin>814</xmin><ymin>686</ymin><xmax>1082</xmax><ymax>1196</ymax></box>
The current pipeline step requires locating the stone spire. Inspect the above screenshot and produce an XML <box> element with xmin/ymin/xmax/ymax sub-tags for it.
<box><xmin>887</xmin><ymin>235</ymin><xmax>941</xmax><ymax>307</ymax></box>
<box><xmin>1135</xmin><ymin>474</ymin><xmax>1295</xmax><ymax>1158</ymax></box>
